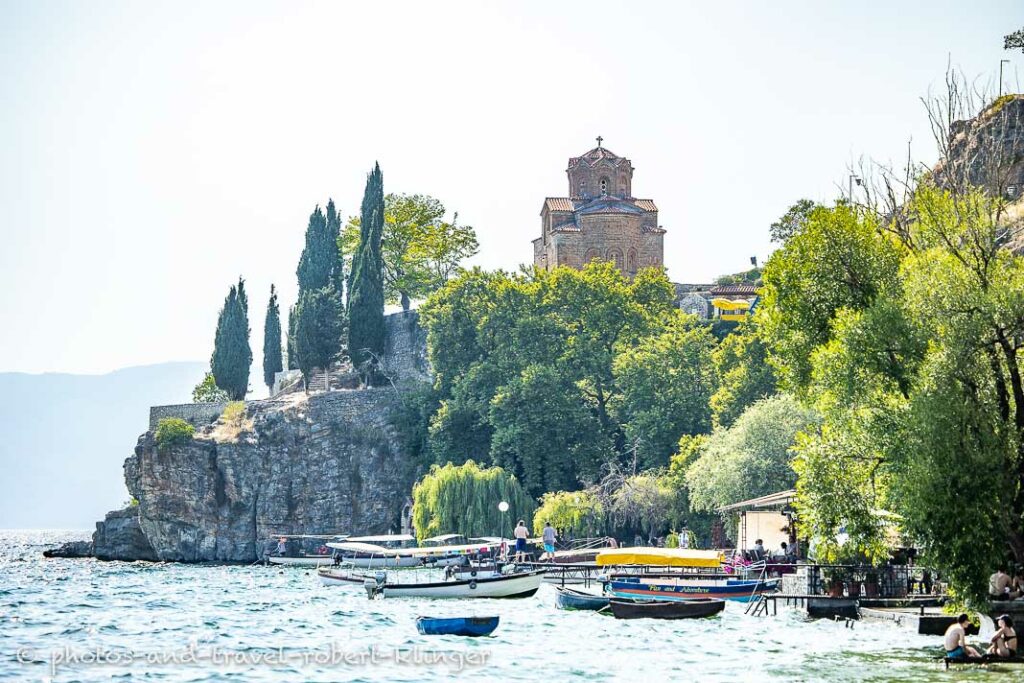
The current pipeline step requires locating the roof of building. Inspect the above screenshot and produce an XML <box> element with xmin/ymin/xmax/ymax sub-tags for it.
<box><xmin>543</xmin><ymin>196</ymin><xmax>658</xmax><ymax>215</ymax></box>
<box><xmin>568</xmin><ymin>145</ymin><xmax>630</xmax><ymax>169</ymax></box>
<box><xmin>718</xmin><ymin>489</ymin><xmax>796</xmax><ymax>513</ymax></box>
<box><xmin>709</xmin><ymin>284</ymin><xmax>759</xmax><ymax>296</ymax></box>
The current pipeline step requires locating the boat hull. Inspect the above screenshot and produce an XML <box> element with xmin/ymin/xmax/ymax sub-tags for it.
<box><xmin>610</xmin><ymin>598</ymin><xmax>725</xmax><ymax>620</ymax></box>
<box><xmin>368</xmin><ymin>570</ymin><xmax>546</xmax><ymax>599</ymax></box>
<box><xmin>606</xmin><ymin>577</ymin><xmax>778</xmax><ymax>603</ymax></box>
<box><xmin>317</xmin><ymin>567</ymin><xmax>367</xmax><ymax>586</ymax></box>
<box><xmin>555</xmin><ymin>586</ymin><xmax>610</xmax><ymax>611</ymax></box>
<box><xmin>416</xmin><ymin>616</ymin><xmax>499</xmax><ymax>636</ymax></box>
<box><xmin>268</xmin><ymin>555</ymin><xmax>333</xmax><ymax>567</ymax></box>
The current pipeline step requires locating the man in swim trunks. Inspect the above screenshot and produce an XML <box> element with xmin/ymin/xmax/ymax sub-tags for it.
<box><xmin>944</xmin><ymin>614</ymin><xmax>981</xmax><ymax>659</ymax></box>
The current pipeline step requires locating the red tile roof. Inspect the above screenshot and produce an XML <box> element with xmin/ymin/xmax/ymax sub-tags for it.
<box><xmin>544</xmin><ymin>197</ymin><xmax>575</xmax><ymax>212</ymax></box>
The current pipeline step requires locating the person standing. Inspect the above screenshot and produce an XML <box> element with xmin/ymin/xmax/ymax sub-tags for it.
<box><xmin>542</xmin><ymin>522</ymin><xmax>557</xmax><ymax>563</ymax></box>
<box><xmin>513</xmin><ymin>520</ymin><xmax>529</xmax><ymax>563</ymax></box>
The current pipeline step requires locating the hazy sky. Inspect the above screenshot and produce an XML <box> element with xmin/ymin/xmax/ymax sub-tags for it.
<box><xmin>1</xmin><ymin>0</ymin><xmax>1021</xmax><ymax>377</ymax></box>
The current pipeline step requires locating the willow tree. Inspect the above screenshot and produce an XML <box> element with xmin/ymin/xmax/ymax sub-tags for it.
<box><xmin>411</xmin><ymin>460</ymin><xmax>535</xmax><ymax>541</ymax></box>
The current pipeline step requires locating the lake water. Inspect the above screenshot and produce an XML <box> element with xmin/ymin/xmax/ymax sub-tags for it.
<box><xmin>1</xmin><ymin>530</ymin><xmax>1018</xmax><ymax>682</ymax></box>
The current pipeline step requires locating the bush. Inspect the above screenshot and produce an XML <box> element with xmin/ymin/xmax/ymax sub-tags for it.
<box><xmin>155</xmin><ymin>418</ymin><xmax>195</xmax><ymax>450</ymax></box>
<box><xmin>221</xmin><ymin>401</ymin><xmax>246</xmax><ymax>424</ymax></box>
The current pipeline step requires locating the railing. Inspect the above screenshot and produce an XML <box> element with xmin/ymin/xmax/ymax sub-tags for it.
<box><xmin>804</xmin><ymin>564</ymin><xmax>938</xmax><ymax>599</ymax></box>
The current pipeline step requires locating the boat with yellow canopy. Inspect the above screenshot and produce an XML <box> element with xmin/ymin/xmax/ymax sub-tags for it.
<box><xmin>595</xmin><ymin>547</ymin><xmax>724</xmax><ymax>568</ymax></box>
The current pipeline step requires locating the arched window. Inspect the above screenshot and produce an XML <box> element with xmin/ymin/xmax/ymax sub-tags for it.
<box><xmin>627</xmin><ymin>249</ymin><xmax>637</xmax><ymax>274</ymax></box>
<box><xmin>600</xmin><ymin>177</ymin><xmax>608</xmax><ymax>195</ymax></box>
<box><xmin>578</xmin><ymin>180</ymin><xmax>585</xmax><ymax>197</ymax></box>
<box><xmin>584</xmin><ymin>248</ymin><xmax>600</xmax><ymax>263</ymax></box>
<box><xmin>607</xmin><ymin>248</ymin><xmax>623</xmax><ymax>270</ymax></box>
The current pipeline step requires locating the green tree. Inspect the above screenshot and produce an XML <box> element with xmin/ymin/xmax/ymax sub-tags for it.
<box><xmin>769</xmin><ymin>198</ymin><xmax>818</xmax><ymax>244</ymax></box>
<box><xmin>1006</xmin><ymin>28</ymin><xmax>1024</xmax><ymax>52</ymax></box>
<box><xmin>286</xmin><ymin>304</ymin><xmax>298</xmax><ymax>370</ymax></box>
<box><xmin>686</xmin><ymin>394</ymin><xmax>819</xmax><ymax>515</ymax></box>
<box><xmin>710</xmin><ymin>321</ymin><xmax>777</xmax><ymax>428</ymax></box>
<box><xmin>210</xmin><ymin>278</ymin><xmax>252</xmax><ymax>400</ymax></box>
<box><xmin>297</xmin><ymin>202</ymin><xmax>342</xmax><ymax>295</ymax></box>
<box><xmin>411</xmin><ymin>460</ymin><xmax>535</xmax><ymax>541</ymax></box>
<box><xmin>294</xmin><ymin>284</ymin><xmax>344</xmax><ymax>388</ymax></box>
<box><xmin>348</xmin><ymin>163</ymin><xmax>387</xmax><ymax>371</ymax></box>
<box><xmin>192</xmin><ymin>371</ymin><xmax>229</xmax><ymax>403</ymax></box>
<box><xmin>533</xmin><ymin>490</ymin><xmax>604</xmax><ymax>538</ymax></box>
<box><xmin>343</xmin><ymin>194</ymin><xmax>479</xmax><ymax>310</ymax></box>
<box><xmin>262</xmin><ymin>284</ymin><xmax>283</xmax><ymax>393</ymax></box>
<box><xmin>613</xmin><ymin>316</ymin><xmax>718</xmax><ymax>467</ymax></box>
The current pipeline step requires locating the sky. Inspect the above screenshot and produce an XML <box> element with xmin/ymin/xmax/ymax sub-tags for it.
<box><xmin>1</xmin><ymin>0</ymin><xmax>1022</xmax><ymax>378</ymax></box>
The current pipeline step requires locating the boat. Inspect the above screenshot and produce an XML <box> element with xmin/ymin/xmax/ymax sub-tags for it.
<box><xmin>595</xmin><ymin>547</ymin><xmax>725</xmax><ymax>568</ymax></box>
<box><xmin>325</xmin><ymin>541</ymin><xmax>424</xmax><ymax>568</ymax></box>
<box><xmin>609</xmin><ymin>598</ymin><xmax>725</xmax><ymax>620</ymax></box>
<box><xmin>605</xmin><ymin>575</ymin><xmax>779</xmax><ymax>603</ymax></box>
<box><xmin>416</xmin><ymin>616</ymin><xmax>499</xmax><ymax>636</ymax></box>
<box><xmin>555</xmin><ymin>586</ymin><xmax>610</xmax><ymax>611</ymax></box>
<box><xmin>317</xmin><ymin>566</ymin><xmax>369</xmax><ymax>586</ymax></box>
<box><xmin>364</xmin><ymin>568</ymin><xmax>547</xmax><ymax>599</ymax></box>
<box><xmin>268</xmin><ymin>554</ymin><xmax>334</xmax><ymax>567</ymax></box>
<box><xmin>264</xmin><ymin>534</ymin><xmax>346</xmax><ymax>566</ymax></box>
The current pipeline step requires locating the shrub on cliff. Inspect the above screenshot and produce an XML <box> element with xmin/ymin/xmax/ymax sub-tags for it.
<box><xmin>411</xmin><ymin>460</ymin><xmax>535</xmax><ymax>541</ymax></box>
<box><xmin>155</xmin><ymin>418</ymin><xmax>195</xmax><ymax>450</ymax></box>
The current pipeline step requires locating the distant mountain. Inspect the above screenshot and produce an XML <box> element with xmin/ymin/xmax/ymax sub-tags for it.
<box><xmin>0</xmin><ymin>361</ymin><xmax>205</xmax><ymax>529</ymax></box>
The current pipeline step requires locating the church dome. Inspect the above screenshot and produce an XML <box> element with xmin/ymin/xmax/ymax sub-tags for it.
<box><xmin>566</xmin><ymin>138</ymin><xmax>633</xmax><ymax>198</ymax></box>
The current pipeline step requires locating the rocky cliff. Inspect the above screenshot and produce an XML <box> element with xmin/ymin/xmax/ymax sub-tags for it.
<box><xmin>88</xmin><ymin>388</ymin><xmax>411</xmax><ymax>562</ymax></box>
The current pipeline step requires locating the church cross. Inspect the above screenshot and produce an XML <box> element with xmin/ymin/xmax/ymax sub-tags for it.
<box><xmin>596</xmin><ymin>135</ymin><xmax>603</xmax><ymax>148</ymax></box>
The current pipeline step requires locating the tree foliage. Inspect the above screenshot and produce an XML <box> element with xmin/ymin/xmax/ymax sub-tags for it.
<box><xmin>411</xmin><ymin>460</ymin><xmax>535</xmax><ymax>541</ymax></box>
<box><xmin>262</xmin><ymin>284</ymin><xmax>283</xmax><ymax>392</ymax></box>
<box><xmin>210</xmin><ymin>277</ymin><xmax>252</xmax><ymax>400</ymax></box>
<box><xmin>532</xmin><ymin>490</ymin><xmax>604</xmax><ymax>537</ymax></box>
<box><xmin>769</xmin><ymin>198</ymin><xmax>818</xmax><ymax>244</ymax></box>
<box><xmin>343</xmin><ymin>193</ymin><xmax>479</xmax><ymax>310</ymax></box>
<box><xmin>1006</xmin><ymin>28</ymin><xmax>1024</xmax><ymax>52</ymax></box>
<box><xmin>297</xmin><ymin>202</ymin><xmax>342</xmax><ymax>295</ymax></box>
<box><xmin>760</xmin><ymin>184</ymin><xmax>1024</xmax><ymax>602</ymax></box>
<box><xmin>348</xmin><ymin>163</ymin><xmax>386</xmax><ymax>370</ymax></box>
<box><xmin>710</xmin><ymin>321</ymin><xmax>777</xmax><ymax>428</ymax></box>
<box><xmin>192</xmin><ymin>371</ymin><xmax>229</xmax><ymax>403</ymax></box>
<box><xmin>686</xmin><ymin>394</ymin><xmax>819</xmax><ymax>514</ymax></box>
<box><xmin>293</xmin><ymin>284</ymin><xmax>345</xmax><ymax>385</ymax></box>
<box><xmin>155</xmin><ymin>418</ymin><xmax>195</xmax><ymax>451</ymax></box>
<box><xmin>419</xmin><ymin>262</ymin><xmax>698</xmax><ymax>496</ymax></box>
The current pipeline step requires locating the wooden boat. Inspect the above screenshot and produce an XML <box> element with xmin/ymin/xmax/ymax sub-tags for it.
<box><xmin>317</xmin><ymin>566</ymin><xmax>368</xmax><ymax>586</ymax></box>
<box><xmin>268</xmin><ymin>554</ymin><xmax>334</xmax><ymax>567</ymax></box>
<box><xmin>609</xmin><ymin>598</ymin><xmax>725</xmax><ymax>620</ymax></box>
<box><xmin>364</xmin><ymin>568</ymin><xmax>547</xmax><ymax>599</ymax></box>
<box><xmin>605</xmin><ymin>575</ymin><xmax>779</xmax><ymax>603</ymax></box>
<box><xmin>555</xmin><ymin>586</ymin><xmax>610</xmax><ymax>611</ymax></box>
<box><xmin>416</xmin><ymin>616</ymin><xmax>499</xmax><ymax>637</ymax></box>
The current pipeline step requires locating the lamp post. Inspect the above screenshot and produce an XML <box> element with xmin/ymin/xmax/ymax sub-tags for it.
<box><xmin>848</xmin><ymin>174</ymin><xmax>861</xmax><ymax>205</ymax></box>
<box><xmin>498</xmin><ymin>501</ymin><xmax>509</xmax><ymax>561</ymax></box>
<box><xmin>1001</xmin><ymin>59</ymin><xmax>1011</xmax><ymax>98</ymax></box>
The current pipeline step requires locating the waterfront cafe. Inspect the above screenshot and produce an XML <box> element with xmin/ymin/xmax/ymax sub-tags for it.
<box><xmin>718</xmin><ymin>489</ymin><xmax>798</xmax><ymax>558</ymax></box>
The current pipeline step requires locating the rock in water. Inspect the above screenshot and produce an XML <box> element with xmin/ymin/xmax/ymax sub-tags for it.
<box><xmin>43</xmin><ymin>540</ymin><xmax>94</xmax><ymax>558</ymax></box>
<box><xmin>93</xmin><ymin>506</ymin><xmax>159</xmax><ymax>561</ymax></box>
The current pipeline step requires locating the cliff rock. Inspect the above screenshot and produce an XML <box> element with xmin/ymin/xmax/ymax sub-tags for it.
<box><xmin>101</xmin><ymin>388</ymin><xmax>410</xmax><ymax>562</ymax></box>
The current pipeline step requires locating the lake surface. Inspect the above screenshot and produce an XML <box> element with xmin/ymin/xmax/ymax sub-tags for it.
<box><xmin>0</xmin><ymin>530</ymin><xmax>1017</xmax><ymax>682</ymax></box>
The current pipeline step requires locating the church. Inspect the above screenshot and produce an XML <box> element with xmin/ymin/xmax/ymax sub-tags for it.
<box><xmin>533</xmin><ymin>139</ymin><xmax>665</xmax><ymax>275</ymax></box>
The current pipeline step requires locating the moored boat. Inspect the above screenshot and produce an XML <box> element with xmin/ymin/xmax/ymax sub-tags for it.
<box><xmin>364</xmin><ymin>568</ymin><xmax>547</xmax><ymax>599</ymax></box>
<box><xmin>605</xmin><ymin>575</ymin><xmax>779</xmax><ymax>603</ymax></box>
<box><xmin>317</xmin><ymin>566</ymin><xmax>369</xmax><ymax>586</ymax></box>
<box><xmin>609</xmin><ymin>598</ymin><xmax>725</xmax><ymax>620</ymax></box>
<box><xmin>555</xmin><ymin>586</ymin><xmax>610</xmax><ymax>611</ymax></box>
<box><xmin>268</xmin><ymin>554</ymin><xmax>334</xmax><ymax>567</ymax></box>
<box><xmin>416</xmin><ymin>616</ymin><xmax>499</xmax><ymax>636</ymax></box>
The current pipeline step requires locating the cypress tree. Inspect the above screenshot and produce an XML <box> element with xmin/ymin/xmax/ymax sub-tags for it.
<box><xmin>297</xmin><ymin>204</ymin><xmax>343</xmax><ymax>295</ymax></box>
<box><xmin>348</xmin><ymin>162</ymin><xmax>386</xmax><ymax>371</ymax></box>
<box><xmin>286</xmin><ymin>304</ymin><xmax>299</xmax><ymax>370</ymax></box>
<box><xmin>211</xmin><ymin>278</ymin><xmax>252</xmax><ymax>401</ymax></box>
<box><xmin>262</xmin><ymin>284</ymin><xmax>283</xmax><ymax>393</ymax></box>
<box><xmin>294</xmin><ymin>284</ymin><xmax>344</xmax><ymax>388</ymax></box>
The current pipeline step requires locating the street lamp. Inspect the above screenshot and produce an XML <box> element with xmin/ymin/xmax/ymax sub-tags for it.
<box><xmin>1001</xmin><ymin>59</ymin><xmax>1011</xmax><ymax>98</ymax></box>
<box><xmin>848</xmin><ymin>174</ymin><xmax>862</xmax><ymax>205</ymax></box>
<box><xmin>497</xmin><ymin>501</ymin><xmax>510</xmax><ymax>560</ymax></box>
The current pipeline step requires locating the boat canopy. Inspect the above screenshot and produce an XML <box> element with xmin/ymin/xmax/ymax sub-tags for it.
<box><xmin>326</xmin><ymin>541</ymin><xmax>408</xmax><ymax>555</ymax></box>
<box><xmin>421</xmin><ymin>534</ymin><xmax>465</xmax><ymax>545</ymax></box>
<box><xmin>405</xmin><ymin>542</ymin><xmax>500</xmax><ymax>557</ymax></box>
<box><xmin>345</xmin><ymin>534</ymin><xmax>415</xmax><ymax>543</ymax></box>
<box><xmin>595</xmin><ymin>547</ymin><xmax>724</xmax><ymax>568</ymax></box>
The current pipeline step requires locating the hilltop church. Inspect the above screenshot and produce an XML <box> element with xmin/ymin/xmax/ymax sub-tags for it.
<box><xmin>533</xmin><ymin>139</ymin><xmax>665</xmax><ymax>275</ymax></box>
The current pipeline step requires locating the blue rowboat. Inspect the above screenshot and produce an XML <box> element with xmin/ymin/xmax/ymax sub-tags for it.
<box><xmin>555</xmin><ymin>586</ymin><xmax>610</xmax><ymax>611</ymax></box>
<box><xmin>416</xmin><ymin>616</ymin><xmax>499</xmax><ymax>637</ymax></box>
<box><xmin>606</xmin><ymin>577</ymin><xmax>779</xmax><ymax>603</ymax></box>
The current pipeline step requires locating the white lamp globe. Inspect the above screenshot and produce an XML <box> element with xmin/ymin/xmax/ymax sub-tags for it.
<box><xmin>498</xmin><ymin>501</ymin><xmax>509</xmax><ymax>512</ymax></box>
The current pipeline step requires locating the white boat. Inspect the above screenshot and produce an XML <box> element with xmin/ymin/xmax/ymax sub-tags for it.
<box><xmin>325</xmin><ymin>541</ymin><xmax>424</xmax><ymax>568</ymax></box>
<box><xmin>363</xmin><ymin>568</ymin><xmax>547</xmax><ymax>599</ymax></box>
<box><xmin>267</xmin><ymin>554</ymin><xmax>334</xmax><ymax>567</ymax></box>
<box><xmin>317</xmin><ymin>566</ymin><xmax>369</xmax><ymax>586</ymax></box>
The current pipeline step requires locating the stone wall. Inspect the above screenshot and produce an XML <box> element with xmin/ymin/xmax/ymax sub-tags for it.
<box><xmin>381</xmin><ymin>310</ymin><xmax>429</xmax><ymax>384</ymax></box>
<box><xmin>149</xmin><ymin>402</ymin><xmax>228</xmax><ymax>430</ymax></box>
